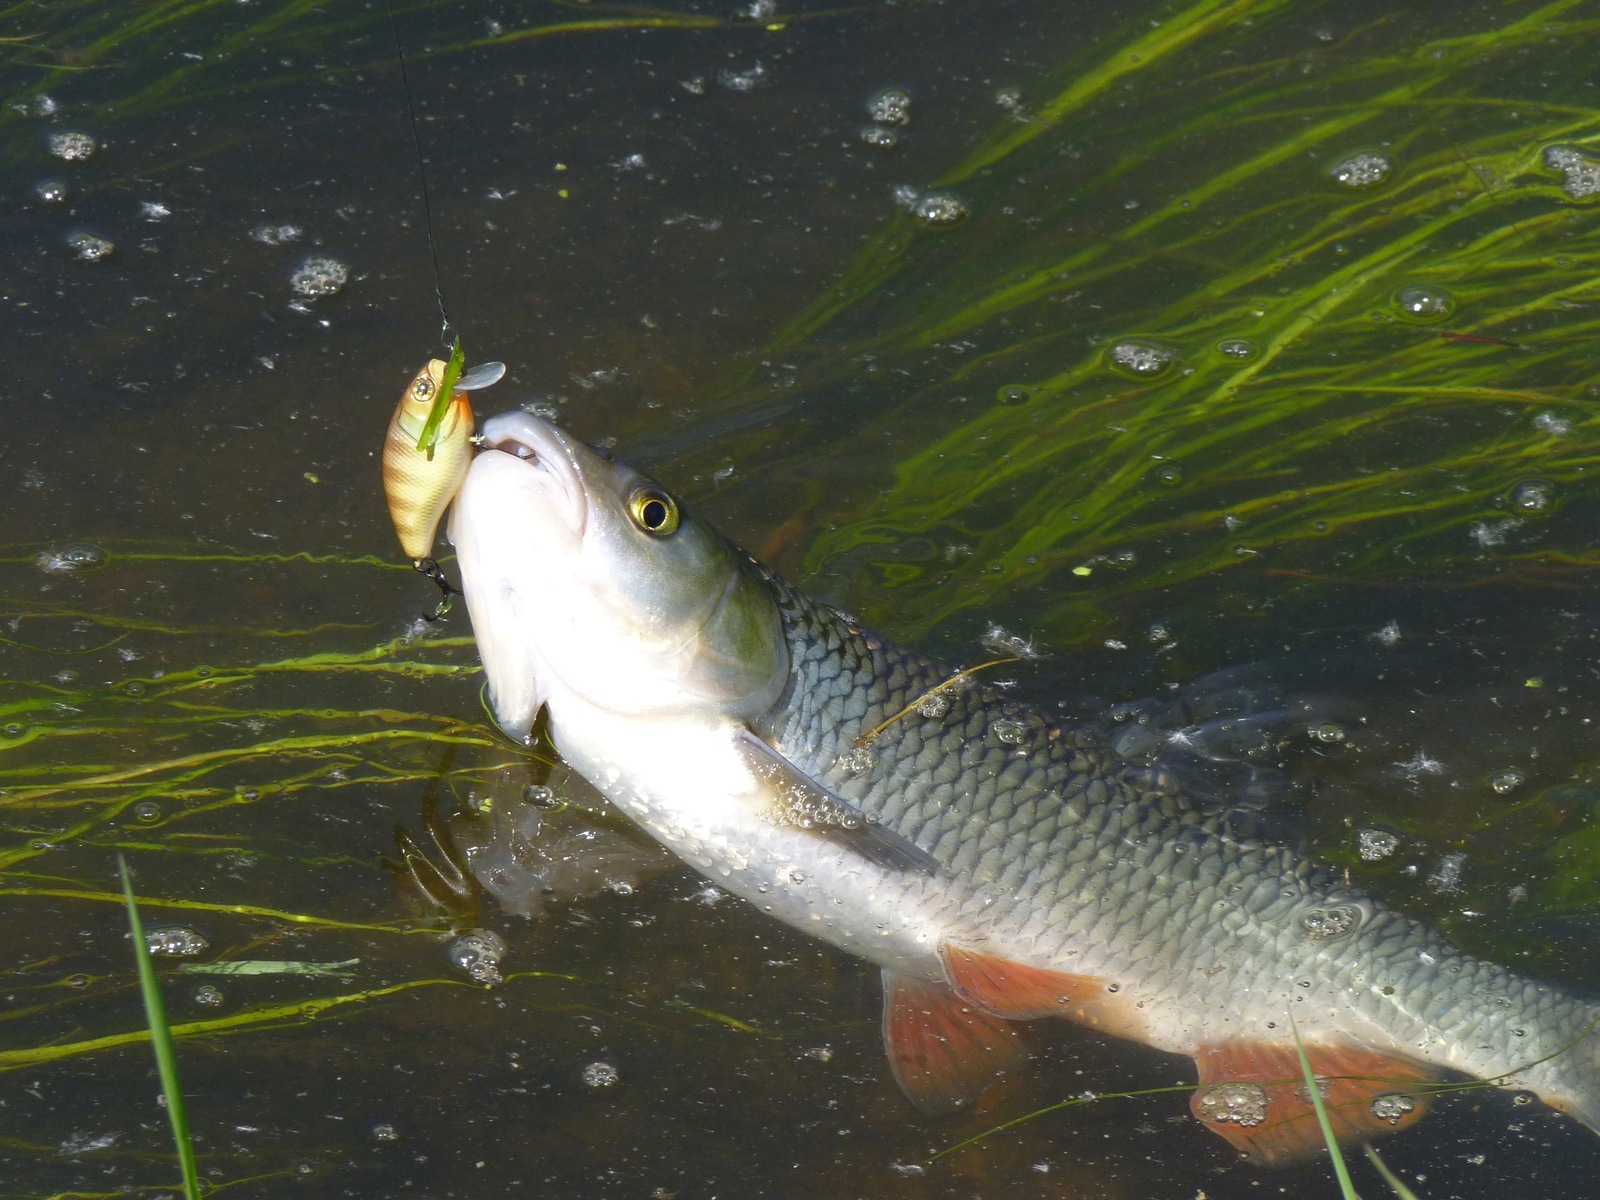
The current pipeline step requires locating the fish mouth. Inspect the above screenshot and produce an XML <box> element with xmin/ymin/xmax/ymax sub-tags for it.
<box><xmin>449</xmin><ymin>412</ymin><xmax>597</xmax><ymax>742</ymax></box>
<box><xmin>473</xmin><ymin>411</ymin><xmax>589</xmax><ymax>538</ymax></box>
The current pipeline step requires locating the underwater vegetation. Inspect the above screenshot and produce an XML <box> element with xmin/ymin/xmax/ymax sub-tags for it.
<box><xmin>681</xmin><ymin>0</ymin><xmax>1600</xmax><ymax>640</ymax></box>
<box><xmin>4</xmin><ymin>0</ymin><xmax>1600</xmax><ymax>1196</ymax></box>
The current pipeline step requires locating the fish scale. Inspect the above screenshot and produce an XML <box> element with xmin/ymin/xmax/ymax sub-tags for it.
<box><xmin>448</xmin><ymin>413</ymin><xmax>1600</xmax><ymax>1166</ymax></box>
<box><xmin>746</xmin><ymin>556</ymin><xmax>1600</xmax><ymax>1132</ymax></box>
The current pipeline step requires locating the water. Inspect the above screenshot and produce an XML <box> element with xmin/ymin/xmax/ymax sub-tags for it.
<box><xmin>3</xmin><ymin>2</ymin><xmax>1600</xmax><ymax>1198</ymax></box>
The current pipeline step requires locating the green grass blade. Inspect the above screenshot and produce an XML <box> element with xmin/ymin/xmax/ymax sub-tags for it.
<box><xmin>1363</xmin><ymin>1144</ymin><xmax>1424</xmax><ymax>1200</ymax></box>
<box><xmin>1289</xmin><ymin>1011</ymin><xmax>1362</xmax><ymax>1200</ymax></box>
<box><xmin>118</xmin><ymin>855</ymin><xmax>202</xmax><ymax>1200</ymax></box>
<box><xmin>415</xmin><ymin>337</ymin><xmax>465</xmax><ymax>455</ymax></box>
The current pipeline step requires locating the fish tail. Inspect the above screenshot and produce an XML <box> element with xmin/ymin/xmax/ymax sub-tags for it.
<box><xmin>1555</xmin><ymin>1021</ymin><xmax>1600</xmax><ymax>1134</ymax></box>
<box><xmin>1527</xmin><ymin>1005</ymin><xmax>1600</xmax><ymax>1135</ymax></box>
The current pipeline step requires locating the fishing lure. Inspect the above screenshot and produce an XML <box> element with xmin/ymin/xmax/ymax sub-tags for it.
<box><xmin>381</xmin><ymin>345</ymin><xmax>505</xmax><ymax>564</ymax></box>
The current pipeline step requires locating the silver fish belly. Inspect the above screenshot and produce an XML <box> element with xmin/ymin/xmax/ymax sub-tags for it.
<box><xmin>447</xmin><ymin>412</ymin><xmax>1600</xmax><ymax>1167</ymax></box>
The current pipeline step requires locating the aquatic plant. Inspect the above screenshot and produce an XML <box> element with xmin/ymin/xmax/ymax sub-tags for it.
<box><xmin>676</xmin><ymin>0</ymin><xmax>1600</xmax><ymax>644</ymax></box>
<box><xmin>5</xmin><ymin>0</ymin><xmax>1600</xmax><ymax>1194</ymax></box>
<box><xmin>119</xmin><ymin>854</ymin><xmax>201</xmax><ymax>1200</ymax></box>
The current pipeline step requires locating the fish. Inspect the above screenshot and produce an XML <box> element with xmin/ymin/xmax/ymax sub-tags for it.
<box><xmin>445</xmin><ymin>411</ymin><xmax>1600</xmax><ymax>1167</ymax></box>
<box><xmin>380</xmin><ymin>356</ymin><xmax>505</xmax><ymax>563</ymax></box>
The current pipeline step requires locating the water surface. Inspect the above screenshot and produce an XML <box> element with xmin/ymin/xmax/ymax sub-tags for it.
<box><xmin>4</xmin><ymin>2</ymin><xmax>1600</xmax><ymax>1197</ymax></box>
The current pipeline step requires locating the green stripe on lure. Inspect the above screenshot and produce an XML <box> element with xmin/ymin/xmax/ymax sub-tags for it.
<box><xmin>415</xmin><ymin>337</ymin><xmax>466</xmax><ymax>458</ymax></box>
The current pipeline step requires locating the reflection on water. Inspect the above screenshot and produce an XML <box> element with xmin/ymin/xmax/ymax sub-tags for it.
<box><xmin>3</xmin><ymin>1</ymin><xmax>1600</xmax><ymax>1197</ymax></box>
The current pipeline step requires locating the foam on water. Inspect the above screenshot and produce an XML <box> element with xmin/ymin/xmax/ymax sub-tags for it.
<box><xmin>1328</xmin><ymin>149</ymin><xmax>1391</xmax><ymax>187</ymax></box>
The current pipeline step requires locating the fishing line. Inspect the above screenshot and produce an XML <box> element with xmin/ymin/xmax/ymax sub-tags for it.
<box><xmin>385</xmin><ymin>0</ymin><xmax>453</xmax><ymax>346</ymax></box>
<box><xmin>383</xmin><ymin>1</ymin><xmax>469</xmax><ymax>618</ymax></box>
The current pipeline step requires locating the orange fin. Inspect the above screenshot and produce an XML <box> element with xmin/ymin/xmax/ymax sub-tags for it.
<box><xmin>1190</xmin><ymin>1040</ymin><xmax>1436</xmax><ymax>1167</ymax></box>
<box><xmin>943</xmin><ymin>944</ymin><xmax>1097</xmax><ymax>1019</ymax></box>
<box><xmin>881</xmin><ymin>970</ymin><xmax>1028</xmax><ymax>1113</ymax></box>
<box><xmin>942</xmin><ymin>944</ymin><xmax>1147</xmax><ymax>1040</ymax></box>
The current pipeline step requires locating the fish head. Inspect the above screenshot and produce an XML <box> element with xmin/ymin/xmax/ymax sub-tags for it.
<box><xmin>448</xmin><ymin>412</ymin><xmax>789</xmax><ymax>741</ymax></box>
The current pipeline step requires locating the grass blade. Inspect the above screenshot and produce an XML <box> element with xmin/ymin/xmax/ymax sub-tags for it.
<box><xmin>118</xmin><ymin>854</ymin><xmax>202</xmax><ymax>1200</ymax></box>
<box><xmin>1363</xmin><ymin>1143</ymin><xmax>1424</xmax><ymax>1200</ymax></box>
<box><xmin>1289</xmin><ymin>1011</ymin><xmax>1362</xmax><ymax>1200</ymax></box>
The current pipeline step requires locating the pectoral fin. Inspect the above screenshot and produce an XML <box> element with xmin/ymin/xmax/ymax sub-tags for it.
<box><xmin>733</xmin><ymin>727</ymin><xmax>939</xmax><ymax>874</ymax></box>
<box><xmin>1190</xmin><ymin>1040</ymin><xmax>1435</xmax><ymax>1166</ymax></box>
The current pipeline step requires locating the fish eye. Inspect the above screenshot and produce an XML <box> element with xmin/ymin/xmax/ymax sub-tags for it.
<box><xmin>411</xmin><ymin>376</ymin><xmax>435</xmax><ymax>402</ymax></box>
<box><xmin>628</xmin><ymin>487</ymin><xmax>680</xmax><ymax>536</ymax></box>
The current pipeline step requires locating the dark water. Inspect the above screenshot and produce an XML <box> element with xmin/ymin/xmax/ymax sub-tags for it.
<box><xmin>4</xmin><ymin>2</ymin><xmax>1600</xmax><ymax>1197</ymax></box>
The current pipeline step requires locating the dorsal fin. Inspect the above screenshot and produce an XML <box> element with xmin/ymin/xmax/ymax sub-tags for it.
<box><xmin>881</xmin><ymin>970</ymin><xmax>1028</xmax><ymax>1113</ymax></box>
<box><xmin>1190</xmin><ymin>1040</ymin><xmax>1436</xmax><ymax>1166</ymax></box>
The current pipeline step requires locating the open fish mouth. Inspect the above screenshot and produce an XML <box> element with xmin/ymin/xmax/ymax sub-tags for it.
<box><xmin>449</xmin><ymin>412</ymin><xmax>597</xmax><ymax>742</ymax></box>
<box><xmin>472</xmin><ymin>411</ymin><xmax>590</xmax><ymax>539</ymax></box>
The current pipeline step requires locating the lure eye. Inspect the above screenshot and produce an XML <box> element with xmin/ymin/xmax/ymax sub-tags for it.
<box><xmin>411</xmin><ymin>376</ymin><xmax>435</xmax><ymax>403</ymax></box>
<box><xmin>628</xmin><ymin>487</ymin><xmax>680</xmax><ymax>536</ymax></box>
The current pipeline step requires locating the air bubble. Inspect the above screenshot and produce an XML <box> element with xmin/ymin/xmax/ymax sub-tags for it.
<box><xmin>35</xmin><ymin>179</ymin><xmax>68</xmax><ymax>204</ymax></box>
<box><xmin>836</xmin><ymin>745</ymin><xmax>875</xmax><ymax>776</ymax></box>
<box><xmin>145</xmin><ymin>926</ymin><xmax>209</xmax><ymax>957</ymax></box>
<box><xmin>1301</xmin><ymin>905</ymin><xmax>1360</xmax><ymax>939</ymax></box>
<box><xmin>1489</xmin><ymin>768</ymin><xmax>1525</xmax><ymax>795</ymax></box>
<box><xmin>1311</xmin><ymin>721</ymin><xmax>1345</xmax><ymax>743</ymax></box>
<box><xmin>35</xmin><ymin>544</ymin><xmax>106</xmax><ymax>572</ymax></box>
<box><xmin>990</xmin><ymin>718</ymin><xmax>1027</xmax><ymax>745</ymax></box>
<box><xmin>1215</xmin><ymin>338</ymin><xmax>1257</xmax><ymax>360</ymax></box>
<box><xmin>524</xmin><ymin>783</ymin><xmax>561</xmax><ymax>808</ymax></box>
<box><xmin>1328</xmin><ymin>150</ymin><xmax>1391</xmax><ymax>188</ymax></box>
<box><xmin>1156</xmin><ymin>464</ymin><xmax>1183</xmax><ymax>486</ymax></box>
<box><xmin>447</xmin><ymin>929</ymin><xmax>507</xmax><ymax>985</ymax></box>
<box><xmin>718</xmin><ymin>63</ymin><xmax>768</xmax><ymax>92</ymax></box>
<box><xmin>916</xmin><ymin>693</ymin><xmax>950</xmax><ymax>719</ymax></box>
<box><xmin>67</xmin><ymin>231</ymin><xmax>114</xmax><ymax>262</ymax></box>
<box><xmin>1107</xmin><ymin>339</ymin><xmax>1176</xmax><ymax>378</ymax></box>
<box><xmin>134</xmin><ymin>801</ymin><xmax>162</xmax><ymax>824</ymax></box>
<box><xmin>193</xmin><ymin>985</ymin><xmax>225</xmax><ymax>1008</ymax></box>
<box><xmin>997</xmin><ymin>384</ymin><xmax>1031</xmax><ymax>405</ymax></box>
<box><xmin>1197</xmin><ymin>1083</ymin><xmax>1268</xmax><ymax>1127</ymax></box>
<box><xmin>290</xmin><ymin>255</ymin><xmax>349</xmax><ymax>298</ymax></box>
<box><xmin>251</xmin><ymin>223</ymin><xmax>302</xmax><ymax>245</ymax></box>
<box><xmin>1427</xmin><ymin>852</ymin><xmax>1466</xmax><ymax>894</ymax></box>
<box><xmin>1393</xmin><ymin>285</ymin><xmax>1455</xmax><ymax>324</ymax></box>
<box><xmin>1527</xmin><ymin>412</ymin><xmax>1568</xmax><ymax>439</ymax></box>
<box><xmin>582</xmin><ymin>1061</ymin><xmax>620</xmax><ymax>1088</ymax></box>
<box><xmin>48</xmin><ymin>130</ymin><xmax>97</xmax><ymax>161</ymax></box>
<box><xmin>1370</xmin><ymin>1093</ymin><xmax>1416</xmax><ymax>1124</ymax></box>
<box><xmin>867</xmin><ymin>88</ymin><xmax>911</xmax><ymax>126</ymax></box>
<box><xmin>1508</xmin><ymin>480</ymin><xmax>1552</xmax><ymax>514</ymax></box>
<box><xmin>859</xmin><ymin>124</ymin><xmax>898</xmax><ymax>150</ymax></box>
<box><xmin>1542</xmin><ymin>145</ymin><xmax>1600</xmax><ymax>201</ymax></box>
<box><xmin>911</xmin><ymin>192</ymin><xmax>969</xmax><ymax>227</ymax></box>
<box><xmin>1357</xmin><ymin>827</ymin><xmax>1400</xmax><ymax>861</ymax></box>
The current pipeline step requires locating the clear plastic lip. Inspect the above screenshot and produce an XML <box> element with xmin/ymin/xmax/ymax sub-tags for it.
<box><xmin>457</xmin><ymin>361</ymin><xmax>506</xmax><ymax>391</ymax></box>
